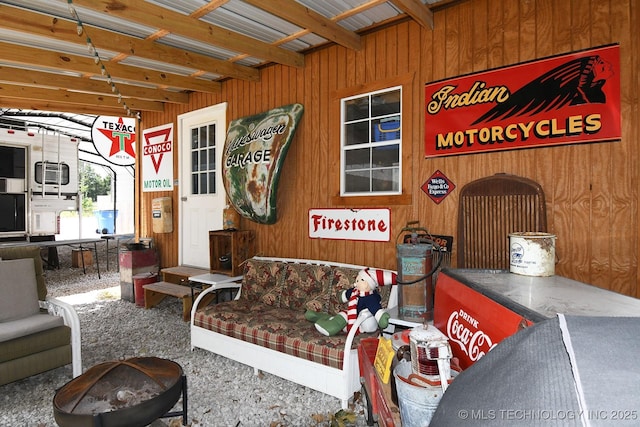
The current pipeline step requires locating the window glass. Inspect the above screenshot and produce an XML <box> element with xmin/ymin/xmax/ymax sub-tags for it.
<box><xmin>34</xmin><ymin>162</ymin><xmax>70</xmax><ymax>185</ymax></box>
<box><xmin>191</xmin><ymin>128</ymin><xmax>198</xmax><ymax>150</ymax></box>
<box><xmin>190</xmin><ymin>124</ymin><xmax>217</xmax><ymax>195</ymax></box>
<box><xmin>208</xmin><ymin>148</ymin><xmax>216</xmax><ymax>171</ymax></box>
<box><xmin>341</xmin><ymin>87</ymin><xmax>401</xmax><ymax>196</ymax></box>
<box><xmin>199</xmin><ymin>126</ymin><xmax>207</xmax><ymax>149</ymax></box>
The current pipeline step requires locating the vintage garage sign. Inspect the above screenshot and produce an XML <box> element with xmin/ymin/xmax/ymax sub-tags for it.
<box><xmin>309</xmin><ymin>208</ymin><xmax>391</xmax><ymax>242</ymax></box>
<box><xmin>91</xmin><ymin>116</ymin><xmax>136</xmax><ymax>166</ymax></box>
<box><xmin>141</xmin><ymin>123</ymin><xmax>174</xmax><ymax>192</ymax></box>
<box><xmin>223</xmin><ymin>104</ymin><xmax>304</xmax><ymax>224</ymax></box>
<box><xmin>425</xmin><ymin>44</ymin><xmax>621</xmax><ymax>157</ymax></box>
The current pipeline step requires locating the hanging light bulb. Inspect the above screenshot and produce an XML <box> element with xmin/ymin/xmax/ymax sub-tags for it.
<box><xmin>67</xmin><ymin>1</ymin><xmax>77</xmax><ymax>19</ymax></box>
<box><xmin>69</xmin><ymin>0</ymin><xmax>129</xmax><ymax>112</ymax></box>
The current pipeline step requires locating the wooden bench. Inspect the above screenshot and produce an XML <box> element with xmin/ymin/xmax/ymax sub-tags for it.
<box><xmin>144</xmin><ymin>281</ymin><xmax>201</xmax><ymax>321</ymax></box>
<box><xmin>160</xmin><ymin>266</ymin><xmax>209</xmax><ymax>285</ymax></box>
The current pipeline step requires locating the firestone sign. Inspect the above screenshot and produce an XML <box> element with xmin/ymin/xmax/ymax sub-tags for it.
<box><xmin>425</xmin><ymin>44</ymin><xmax>621</xmax><ymax>157</ymax></box>
<box><xmin>308</xmin><ymin>208</ymin><xmax>390</xmax><ymax>242</ymax></box>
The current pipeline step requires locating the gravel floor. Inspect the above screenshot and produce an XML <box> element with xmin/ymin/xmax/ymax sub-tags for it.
<box><xmin>0</xmin><ymin>245</ymin><xmax>369</xmax><ymax>427</ymax></box>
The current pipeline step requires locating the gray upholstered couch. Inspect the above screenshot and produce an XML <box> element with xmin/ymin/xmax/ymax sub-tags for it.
<box><xmin>0</xmin><ymin>246</ymin><xmax>81</xmax><ymax>385</ymax></box>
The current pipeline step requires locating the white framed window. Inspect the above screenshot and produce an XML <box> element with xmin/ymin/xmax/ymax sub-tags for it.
<box><xmin>340</xmin><ymin>86</ymin><xmax>401</xmax><ymax>196</ymax></box>
<box><xmin>190</xmin><ymin>124</ymin><xmax>217</xmax><ymax>195</ymax></box>
<box><xmin>35</xmin><ymin>162</ymin><xmax>70</xmax><ymax>185</ymax></box>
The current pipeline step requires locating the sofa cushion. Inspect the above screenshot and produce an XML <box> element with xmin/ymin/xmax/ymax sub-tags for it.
<box><xmin>0</xmin><ymin>345</ymin><xmax>72</xmax><ymax>386</ymax></box>
<box><xmin>0</xmin><ymin>258</ymin><xmax>40</xmax><ymax>322</ymax></box>
<box><xmin>0</xmin><ymin>246</ymin><xmax>46</xmax><ymax>300</ymax></box>
<box><xmin>194</xmin><ymin>299</ymin><xmax>268</xmax><ymax>338</ymax></box>
<box><xmin>0</xmin><ymin>313</ymin><xmax>65</xmax><ymax>342</ymax></box>
<box><xmin>239</xmin><ymin>259</ymin><xmax>285</xmax><ymax>306</ymax></box>
<box><xmin>193</xmin><ymin>303</ymin><xmax>369</xmax><ymax>370</ymax></box>
<box><xmin>280</xmin><ymin>263</ymin><xmax>332</xmax><ymax>312</ymax></box>
<box><xmin>0</xmin><ymin>324</ymin><xmax>71</xmax><ymax>362</ymax></box>
<box><xmin>0</xmin><ymin>313</ymin><xmax>64</xmax><ymax>343</ymax></box>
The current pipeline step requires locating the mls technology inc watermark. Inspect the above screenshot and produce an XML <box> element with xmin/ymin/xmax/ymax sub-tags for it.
<box><xmin>457</xmin><ymin>409</ymin><xmax>638</xmax><ymax>422</ymax></box>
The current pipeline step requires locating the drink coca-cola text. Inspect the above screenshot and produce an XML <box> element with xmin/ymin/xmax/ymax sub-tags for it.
<box><xmin>446</xmin><ymin>309</ymin><xmax>496</xmax><ymax>362</ymax></box>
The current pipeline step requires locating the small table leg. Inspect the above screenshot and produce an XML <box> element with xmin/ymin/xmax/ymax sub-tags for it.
<box><xmin>94</xmin><ymin>242</ymin><xmax>101</xmax><ymax>279</ymax></box>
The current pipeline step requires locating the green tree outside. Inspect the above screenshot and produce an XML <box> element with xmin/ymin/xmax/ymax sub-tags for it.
<box><xmin>79</xmin><ymin>162</ymin><xmax>111</xmax><ymax>215</ymax></box>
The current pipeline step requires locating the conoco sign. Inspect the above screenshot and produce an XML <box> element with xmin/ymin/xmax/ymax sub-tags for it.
<box><xmin>222</xmin><ymin>104</ymin><xmax>304</xmax><ymax>224</ymax></box>
<box><xmin>425</xmin><ymin>44</ymin><xmax>621</xmax><ymax>157</ymax></box>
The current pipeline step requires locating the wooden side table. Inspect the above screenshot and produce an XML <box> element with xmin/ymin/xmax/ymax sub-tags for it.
<box><xmin>208</xmin><ymin>230</ymin><xmax>255</xmax><ymax>276</ymax></box>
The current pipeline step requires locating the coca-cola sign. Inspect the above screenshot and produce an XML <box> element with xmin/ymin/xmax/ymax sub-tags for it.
<box><xmin>434</xmin><ymin>271</ymin><xmax>529</xmax><ymax>369</ymax></box>
<box><xmin>446</xmin><ymin>309</ymin><xmax>496</xmax><ymax>363</ymax></box>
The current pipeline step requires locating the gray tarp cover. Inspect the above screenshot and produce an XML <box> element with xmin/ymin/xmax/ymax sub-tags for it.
<box><xmin>430</xmin><ymin>315</ymin><xmax>640</xmax><ymax>426</ymax></box>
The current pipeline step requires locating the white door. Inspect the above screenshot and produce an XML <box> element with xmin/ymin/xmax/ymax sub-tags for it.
<box><xmin>178</xmin><ymin>103</ymin><xmax>227</xmax><ymax>268</ymax></box>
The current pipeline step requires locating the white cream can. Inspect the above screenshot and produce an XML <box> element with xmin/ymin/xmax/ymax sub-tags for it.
<box><xmin>509</xmin><ymin>232</ymin><xmax>556</xmax><ymax>276</ymax></box>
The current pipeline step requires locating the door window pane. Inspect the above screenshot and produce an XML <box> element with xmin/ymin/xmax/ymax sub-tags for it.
<box><xmin>190</xmin><ymin>124</ymin><xmax>217</xmax><ymax>195</ymax></box>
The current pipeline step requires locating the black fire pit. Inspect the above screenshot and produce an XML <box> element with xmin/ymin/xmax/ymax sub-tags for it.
<box><xmin>53</xmin><ymin>357</ymin><xmax>187</xmax><ymax>427</ymax></box>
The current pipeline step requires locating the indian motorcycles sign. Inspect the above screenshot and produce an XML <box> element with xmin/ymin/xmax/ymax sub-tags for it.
<box><xmin>425</xmin><ymin>44</ymin><xmax>621</xmax><ymax>157</ymax></box>
<box><xmin>222</xmin><ymin>104</ymin><xmax>304</xmax><ymax>224</ymax></box>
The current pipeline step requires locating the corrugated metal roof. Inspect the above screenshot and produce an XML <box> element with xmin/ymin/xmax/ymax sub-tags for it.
<box><xmin>0</xmin><ymin>0</ymin><xmax>453</xmax><ymax>134</ymax></box>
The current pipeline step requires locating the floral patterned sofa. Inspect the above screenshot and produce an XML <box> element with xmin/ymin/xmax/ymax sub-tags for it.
<box><xmin>190</xmin><ymin>256</ymin><xmax>397</xmax><ymax>409</ymax></box>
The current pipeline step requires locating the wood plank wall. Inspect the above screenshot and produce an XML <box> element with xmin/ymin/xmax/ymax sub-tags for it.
<box><xmin>140</xmin><ymin>0</ymin><xmax>639</xmax><ymax>297</ymax></box>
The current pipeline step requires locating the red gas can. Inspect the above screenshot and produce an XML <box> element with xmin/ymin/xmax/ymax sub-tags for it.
<box><xmin>133</xmin><ymin>273</ymin><xmax>158</xmax><ymax>307</ymax></box>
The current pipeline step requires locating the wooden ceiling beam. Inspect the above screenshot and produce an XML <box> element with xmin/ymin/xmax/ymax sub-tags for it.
<box><xmin>390</xmin><ymin>0</ymin><xmax>434</xmax><ymax>29</ymax></box>
<box><xmin>0</xmin><ymin>66</ymin><xmax>189</xmax><ymax>104</ymax></box>
<box><xmin>243</xmin><ymin>0</ymin><xmax>361</xmax><ymax>50</ymax></box>
<box><xmin>0</xmin><ymin>96</ymin><xmax>136</xmax><ymax>117</ymax></box>
<box><xmin>0</xmin><ymin>41</ymin><xmax>220</xmax><ymax>94</ymax></box>
<box><xmin>0</xmin><ymin>5</ymin><xmax>259</xmax><ymax>83</ymax></box>
<box><xmin>70</xmin><ymin>0</ymin><xmax>304</xmax><ymax>68</ymax></box>
<box><xmin>190</xmin><ymin>0</ymin><xmax>230</xmax><ymax>18</ymax></box>
<box><xmin>0</xmin><ymin>82</ymin><xmax>164</xmax><ymax>112</ymax></box>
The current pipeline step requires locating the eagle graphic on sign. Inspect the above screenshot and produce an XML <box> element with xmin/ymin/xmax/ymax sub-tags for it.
<box><xmin>472</xmin><ymin>55</ymin><xmax>615</xmax><ymax>125</ymax></box>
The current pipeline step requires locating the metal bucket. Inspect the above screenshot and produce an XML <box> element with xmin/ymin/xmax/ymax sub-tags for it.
<box><xmin>393</xmin><ymin>360</ymin><xmax>443</xmax><ymax>427</ymax></box>
<box><xmin>509</xmin><ymin>232</ymin><xmax>556</xmax><ymax>276</ymax></box>
<box><xmin>133</xmin><ymin>273</ymin><xmax>158</xmax><ymax>307</ymax></box>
